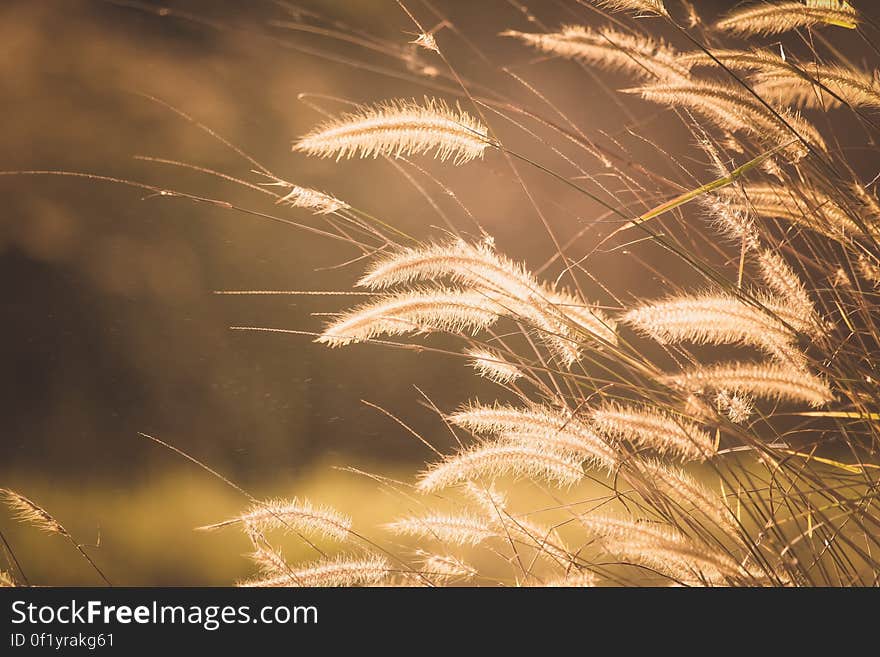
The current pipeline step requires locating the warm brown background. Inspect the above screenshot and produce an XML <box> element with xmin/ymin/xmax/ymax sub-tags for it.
<box><xmin>1</xmin><ymin>0</ymin><xmax>876</xmax><ymax>584</ymax></box>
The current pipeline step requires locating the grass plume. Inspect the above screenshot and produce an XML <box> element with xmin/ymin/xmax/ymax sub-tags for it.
<box><xmin>293</xmin><ymin>98</ymin><xmax>490</xmax><ymax>164</ymax></box>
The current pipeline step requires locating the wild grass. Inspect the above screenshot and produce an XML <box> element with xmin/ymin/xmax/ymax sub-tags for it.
<box><xmin>716</xmin><ymin>1</ymin><xmax>860</xmax><ymax>35</ymax></box>
<box><xmin>0</xmin><ymin>489</ymin><xmax>111</xmax><ymax>585</ymax></box>
<box><xmin>5</xmin><ymin>0</ymin><xmax>880</xmax><ymax>587</ymax></box>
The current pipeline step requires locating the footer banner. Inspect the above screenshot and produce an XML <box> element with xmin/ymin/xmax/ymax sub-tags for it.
<box><xmin>0</xmin><ymin>587</ymin><xmax>869</xmax><ymax>651</ymax></box>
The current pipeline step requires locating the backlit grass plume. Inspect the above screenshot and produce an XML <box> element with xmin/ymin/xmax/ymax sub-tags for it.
<box><xmin>716</xmin><ymin>1</ymin><xmax>859</xmax><ymax>36</ymax></box>
<box><xmin>756</xmin><ymin>250</ymin><xmax>823</xmax><ymax>335</ymax></box>
<box><xmin>590</xmin><ymin>403</ymin><xmax>715</xmax><ymax>461</ymax></box>
<box><xmin>627</xmin><ymin>80</ymin><xmax>827</xmax><ymax>156</ymax></box>
<box><xmin>196</xmin><ymin>497</ymin><xmax>352</xmax><ymax>542</ymax></box>
<box><xmin>316</xmin><ymin>288</ymin><xmax>502</xmax><ymax>346</ymax></box>
<box><xmin>293</xmin><ymin>98</ymin><xmax>490</xmax><ymax>164</ymax></box>
<box><xmin>276</xmin><ymin>184</ymin><xmax>350</xmax><ymax>214</ymax></box>
<box><xmin>717</xmin><ymin>182</ymin><xmax>866</xmax><ymax>240</ymax></box>
<box><xmin>417</xmin><ymin>444</ymin><xmax>587</xmax><ymax>492</ymax></box>
<box><xmin>663</xmin><ymin>361</ymin><xmax>833</xmax><ymax>408</ymax></box>
<box><xmin>1</xmin><ymin>488</ymin><xmax>67</xmax><ymax>536</ymax></box>
<box><xmin>239</xmin><ymin>555</ymin><xmax>390</xmax><ymax>587</ymax></box>
<box><xmin>464</xmin><ymin>348</ymin><xmax>523</xmax><ymax>385</ymax></box>
<box><xmin>354</xmin><ymin>239</ymin><xmax>616</xmax><ymax>365</ymax></box>
<box><xmin>753</xmin><ymin>63</ymin><xmax>880</xmax><ymax>111</ymax></box>
<box><xmin>594</xmin><ymin>0</ymin><xmax>669</xmax><ymax>17</ymax></box>
<box><xmin>581</xmin><ymin>515</ymin><xmax>751</xmax><ymax>586</ymax></box>
<box><xmin>1</xmin><ymin>488</ymin><xmax>110</xmax><ymax>585</ymax></box>
<box><xmin>682</xmin><ymin>49</ymin><xmax>880</xmax><ymax>111</ymax></box>
<box><xmin>448</xmin><ymin>403</ymin><xmax>618</xmax><ymax>468</ymax></box>
<box><xmin>502</xmin><ymin>26</ymin><xmax>688</xmax><ymax>80</ymax></box>
<box><xmin>386</xmin><ymin>513</ymin><xmax>497</xmax><ymax>546</ymax></box>
<box><xmin>622</xmin><ymin>293</ymin><xmax>799</xmax><ymax>360</ymax></box>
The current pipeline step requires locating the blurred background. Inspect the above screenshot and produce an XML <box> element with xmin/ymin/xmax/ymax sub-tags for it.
<box><xmin>1</xmin><ymin>0</ymin><xmax>876</xmax><ymax>584</ymax></box>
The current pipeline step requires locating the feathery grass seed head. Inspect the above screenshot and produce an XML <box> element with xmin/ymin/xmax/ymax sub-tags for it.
<box><xmin>465</xmin><ymin>348</ymin><xmax>523</xmax><ymax>384</ymax></box>
<box><xmin>715</xmin><ymin>390</ymin><xmax>755</xmax><ymax>423</ymax></box>
<box><xmin>664</xmin><ymin>361</ymin><xmax>833</xmax><ymax>408</ymax></box>
<box><xmin>277</xmin><ymin>185</ymin><xmax>349</xmax><ymax>214</ymax></box>
<box><xmin>385</xmin><ymin>513</ymin><xmax>496</xmax><ymax>546</ymax></box>
<box><xmin>591</xmin><ymin>402</ymin><xmax>715</xmax><ymax>461</ymax></box>
<box><xmin>197</xmin><ymin>498</ymin><xmax>351</xmax><ymax>541</ymax></box>
<box><xmin>356</xmin><ymin>240</ymin><xmax>616</xmax><ymax>365</ymax></box>
<box><xmin>628</xmin><ymin>81</ymin><xmax>827</xmax><ymax>157</ymax></box>
<box><xmin>634</xmin><ymin>460</ymin><xmax>739</xmax><ymax>538</ymax></box>
<box><xmin>716</xmin><ymin>1</ymin><xmax>859</xmax><ymax>35</ymax></box>
<box><xmin>448</xmin><ymin>403</ymin><xmax>618</xmax><ymax>469</ymax></box>
<box><xmin>239</xmin><ymin>555</ymin><xmax>390</xmax><ymax>587</ymax></box>
<box><xmin>622</xmin><ymin>293</ymin><xmax>798</xmax><ymax>360</ymax></box>
<box><xmin>702</xmin><ymin>195</ymin><xmax>761</xmax><ymax>251</ymax></box>
<box><xmin>294</xmin><ymin>98</ymin><xmax>489</xmax><ymax>164</ymax></box>
<box><xmin>0</xmin><ymin>489</ymin><xmax>67</xmax><ymax>537</ymax></box>
<box><xmin>417</xmin><ymin>444</ymin><xmax>586</xmax><ymax>492</ymax></box>
<box><xmin>582</xmin><ymin>515</ymin><xmax>745</xmax><ymax>585</ymax></box>
<box><xmin>316</xmin><ymin>288</ymin><xmax>502</xmax><ymax>347</ymax></box>
<box><xmin>594</xmin><ymin>0</ymin><xmax>669</xmax><ymax>16</ymax></box>
<box><xmin>502</xmin><ymin>26</ymin><xmax>687</xmax><ymax>80</ymax></box>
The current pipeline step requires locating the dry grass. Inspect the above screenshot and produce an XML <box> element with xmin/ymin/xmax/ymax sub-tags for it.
<box><xmin>5</xmin><ymin>0</ymin><xmax>880</xmax><ymax>587</ymax></box>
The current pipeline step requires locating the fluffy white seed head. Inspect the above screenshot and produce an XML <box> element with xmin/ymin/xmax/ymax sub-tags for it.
<box><xmin>716</xmin><ymin>183</ymin><xmax>865</xmax><ymax>241</ymax></box>
<box><xmin>417</xmin><ymin>444</ymin><xmax>586</xmax><ymax>492</ymax></box>
<box><xmin>294</xmin><ymin>98</ymin><xmax>490</xmax><ymax>164</ymax></box>
<box><xmin>385</xmin><ymin>513</ymin><xmax>496</xmax><ymax>546</ymax></box>
<box><xmin>753</xmin><ymin>70</ymin><xmax>873</xmax><ymax>111</ymax></box>
<box><xmin>196</xmin><ymin>497</ymin><xmax>352</xmax><ymax>542</ymax></box>
<box><xmin>248</xmin><ymin>545</ymin><xmax>292</xmax><ymax>577</ymax></box>
<box><xmin>715</xmin><ymin>390</ymin><xmax>755</xmax><ymax>423</ymax></box>
<box><xmin>502</xmin><ymin>26</ymin><xmax>687</xmax><ymax>80</ymax></box>
<box><xmin>582</xmin><ymin>515</ymin><xmax>745</xmax><ymax>585</ymax></box>
<box><xmin>590</xmin><ymin>402</ymin><xmax>715</xmax><ymax>461</ymax></box>
<box><xmin>716</xmin><ymin>1</ymin><xmax>859</xmax><ymax>36</ymax></box>
<box><xmin>594</xmin><ymin>0</ymin><xmax>669</xmax><ymax>16</ymax></box>
<box><xmin>316</xmin><ymin>288</ymin><xmax>502</xmax><ymax>347</ymax></box>
<box><xmin>628</xmin><ymin>81</ymin><xmax>827</xmax><ymax>157</ymax></box>
<box><xmin>355</xmin><ymin>240</ymin><xmax>616</xmax><ymax>366</ymax></box>
<box><xmin>634</xmin><ymin>460</ymin><xmax>740</xmax><ymax>538</ymax></box>
<box><xmin>757</xmin><ymin>250</ymin><xmax>824</xmax><ymax>337</ymax></box>
<box><xmin>277</xmin><ymin>185</ymin><xmax>349</xmax><ymax>214</ymax></box>
<box><xmin>239</xmin><ymin>555</ymin><xmax>390</xmax><ymax>587</ymax></box>
<box><xmin>465</xmin><ymin>348</ymin><xmax>523</xmax><ymax>385</ymax></box>
<box><xmin>702</xmin><ymin>195</ymin><xmax>761</xmax><ymax>251</ymax></box>
<box><xmin>623</xmin><ymin>293</ymin><xmax>798</xmax><ymax>361</ymax></box>
<box><xmin>663</xmin><ymin>361</ymin><xmax>833</xmax><ymax>408</ymax></box>
<box><xmin>448</xmin><ymin>403</ymin><xmax>618</xmax><ymax>470</ymax></box>
<box><xmin>0</xmin><ymin>489</ymin><xmax>67</xmax><ymax>537</ymax></box>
